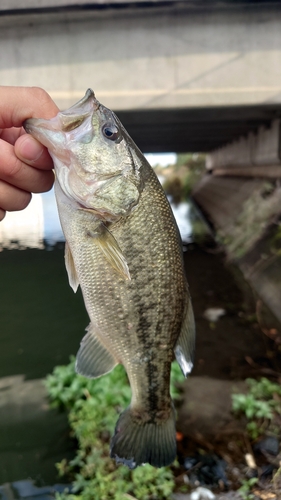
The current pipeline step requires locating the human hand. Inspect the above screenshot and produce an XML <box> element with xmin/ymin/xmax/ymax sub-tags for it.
<box><xmin>0</xmin><ymin>86</ymin><xmax>59</xmax><ymax>221</ymax></box>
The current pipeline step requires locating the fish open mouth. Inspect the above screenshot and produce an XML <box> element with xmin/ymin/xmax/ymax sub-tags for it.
<box><xmin>23</xmin><ymin>88</ymin><xmax>100</xmax><ymax>153</ymax></box>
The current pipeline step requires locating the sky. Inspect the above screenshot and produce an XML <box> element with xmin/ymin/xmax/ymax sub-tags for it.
<box><xmin>144</xmin><ymin>152</ymin><xmax>176</xmax><ymax>167</ymax></box>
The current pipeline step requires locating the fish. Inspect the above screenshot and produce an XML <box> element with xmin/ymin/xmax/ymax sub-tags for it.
<box><xmin>24</xmin><ymin>89</ymin><xmax>195</xmax><ymax>469</ymax></box>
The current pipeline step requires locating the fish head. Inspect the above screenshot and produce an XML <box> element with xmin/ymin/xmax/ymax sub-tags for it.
<box><xmin>24</xmin><ymin>89</ymin><xmax>143</xmax><ymax>221</ymax></box>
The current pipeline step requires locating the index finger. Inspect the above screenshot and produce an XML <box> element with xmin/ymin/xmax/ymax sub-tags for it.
<box><xmin>0</xmin><ymin>86</ymin><xmax>59</xmax><ymax>128</ymax></box>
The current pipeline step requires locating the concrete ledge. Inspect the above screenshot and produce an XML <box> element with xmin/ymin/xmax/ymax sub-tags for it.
<box><xmin>207</xmin><ymin>120</ymin><xmax>281</xmax><ymax>170</ymax></box>
<box><xmin>212</xmin><ymin>165</ymin><xmax>281</xmax><ymax>178</ymax></box>
<box><xmin>0</xmin><ymin>0</ymin><xmax>180</xmax><ymax>11</ymax></box>
<box><xmin>0</xmin><ymin>481</ymin><xmax>70</xmax><ymax>500</ymax></box>
<box><xmin>0</xmin><ymin>376</ymin><xmax>73</xmax><ymax>484</ymax></box>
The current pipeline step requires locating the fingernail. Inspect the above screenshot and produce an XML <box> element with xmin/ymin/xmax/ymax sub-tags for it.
<box><xmin>19</xmin><ymin>136</ymin><xmax>44</xmax><ymax>162</ymax></box>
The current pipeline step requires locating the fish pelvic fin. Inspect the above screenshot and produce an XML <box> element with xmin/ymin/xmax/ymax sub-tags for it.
<box><xmin>76</xmin><ymin>324</ymin><xmax>118</xmax><ymax>378</ymax></box>
<box><xmin>174</xmin><ymin>298</ymin><xmax>195</xmax><ymax>377</ymax></box>
<box><xmin>88</xmin><ymin>223</ymin><xmax>131</xmax><ymax>281</ymax></box>
<box><xmin>65</xmin><ymin>242</ymin><xmax>79</xmax><ymax>292</ymax></box>
<box><xmin>110</xmin><ymin>405</ymin><xmax>176</xmax><ymax>469</ymax></box>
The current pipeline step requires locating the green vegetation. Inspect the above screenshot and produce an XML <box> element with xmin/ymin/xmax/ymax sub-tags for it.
<box><xmin>232</xmin><ymin>377</ymin><xmax>281</xmax><ymax>439</ymax></box>
<box><xmin>154</xmin><ymin>153</ymin><xmax>206</xmax><ymax>204</ymax></box>
<box><xmin>238</xmin><ymin>477</ymin><xmax>258</xmax><ymax>500</ymax></box>
<box><xmin>45</xmin><ymin>358</ymin><xmax>183</xmax><ymax>500</ymax></box>
<box><xmin>153</xmin><ymin>153</ymin><xmax>212</xmax><ymax>245</ymax></box>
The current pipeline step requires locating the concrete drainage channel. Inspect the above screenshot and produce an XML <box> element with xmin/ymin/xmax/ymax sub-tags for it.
<box><xmin>0</xmin><ymin>481</ymin><xmax>70</xmax><ymax>500</ymax></box>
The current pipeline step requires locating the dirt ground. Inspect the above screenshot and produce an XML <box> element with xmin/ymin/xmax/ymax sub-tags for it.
<box><xmin>174</xmin><ymin>243</ymin><xmax>281</xmax><ymax>499</ymax></box>
<box><xmin>184</xmin><ymin>245</ymin><xmax>280</xmax><ymax>380</ymax></box>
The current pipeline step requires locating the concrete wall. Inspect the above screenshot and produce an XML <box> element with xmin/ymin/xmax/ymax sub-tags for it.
<box><xmin>206</xmin><ymin>120</ymin><xmax>281</xmax><ymax>171</ymax></box>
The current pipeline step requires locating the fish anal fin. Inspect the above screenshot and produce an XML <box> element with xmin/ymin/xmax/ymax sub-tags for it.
<box><xmin>110</xmin><ymin>405</ymin><xmax>176</xmax><ymax>469</ymax></box>
<box><xmin>76</xmin><ymin>324</ymin><xmax>118</xmax><ymax>378</ymax></box>
<box><xmin>65</xmin><ymin>242</ymin><xmax>79</xmax><ymax>293</ymax></box>
<box><xmin>88</xmin><ymin>223</ymin><xmax>130</xmax><ymax>281</ymax></box>
<box><xmin>174</xmin><ymin>299</ymin><xmax>195</xmax><ymax>377</ymax></box>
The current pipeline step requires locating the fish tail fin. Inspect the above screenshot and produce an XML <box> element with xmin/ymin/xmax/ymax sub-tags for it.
<box><xmin>110</xmin><ymin>405</ymin><xmax>176</xmax><ymax>469</ymax></box>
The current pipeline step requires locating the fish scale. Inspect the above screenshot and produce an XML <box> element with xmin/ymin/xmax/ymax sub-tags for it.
<box><xmin>24</xmin><ymin>89</ymin><xmax>195</xmax><ymax>469</ymax></box>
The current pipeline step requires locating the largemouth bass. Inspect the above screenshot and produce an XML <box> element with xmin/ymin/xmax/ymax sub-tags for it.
<box><xmin>24</xmin><ymin>89</ymin><xmax>195</xmax><ymax>469</ymax></box>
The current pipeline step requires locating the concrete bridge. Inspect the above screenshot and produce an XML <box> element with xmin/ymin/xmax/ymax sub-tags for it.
<box><xmin>1</xmin><ymin>0</ymin><xmax>281</xmax><ymax>153</ymax></box>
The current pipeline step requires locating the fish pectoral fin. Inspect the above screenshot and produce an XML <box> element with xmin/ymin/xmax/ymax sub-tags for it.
<box><xmin>174</xmin><ymin>299</ymin><xmax>195</xmax><ymax>377</ymax></box>
<box><xmin>65</xmin><ymin>242</ymin><xmax>79</xmax><ymax>292</ymax></box>
<box><xmin>76</xmin><ymin>324</ymin><xmax>118</xmax><ymax>378</ymax></box>
<box><xmin>88</xmin><ymin>223</ymin><xmax>131</xmax><ymax>281</ymax></box>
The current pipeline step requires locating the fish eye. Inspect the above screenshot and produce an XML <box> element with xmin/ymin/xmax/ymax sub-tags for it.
<box><xmin>102</xmin><ymin>124</ymin><xmax>120</xmax><ymax>141</ymax></box>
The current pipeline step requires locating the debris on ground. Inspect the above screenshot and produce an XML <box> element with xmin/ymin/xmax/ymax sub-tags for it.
<box><xmin>203</xmin><ymin>308</ymin><xmax>226</xmax><ymax>322</ymax></box>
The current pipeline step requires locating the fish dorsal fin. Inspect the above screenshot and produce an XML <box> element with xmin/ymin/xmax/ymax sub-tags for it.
<box><xmin>174</xmin><ymin>299</ymin><xmax>195</xmax><ymax>377</ymax></box>
<box><xmin>88</xmin><ymin>223</ymin><xmax>131</xmax><ymax>281</ymax></box>
<box><xmin>76</xmin><ymin>323</ymin><xmax>118</xmax><ymax>378</ymax></box>
<box><xmin>65</xmin><ymin>242</ymin><xmax>79</xmax><ymax>293</ymax></box>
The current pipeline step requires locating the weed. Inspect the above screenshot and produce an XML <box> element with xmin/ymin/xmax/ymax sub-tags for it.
<box><xmin>238</xmin><ymin>477</ymin><xmax>258</xmax><ymax>500</ymax></box>
<box><xmin>45</xmin><ymin>359</ymin><xmax>183</xmax><ymax>500</ymax></box>
<box><xmin>232</xmin><ymin>378</ymin><xmax>281</xmax><ymax>439</ymax></box>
